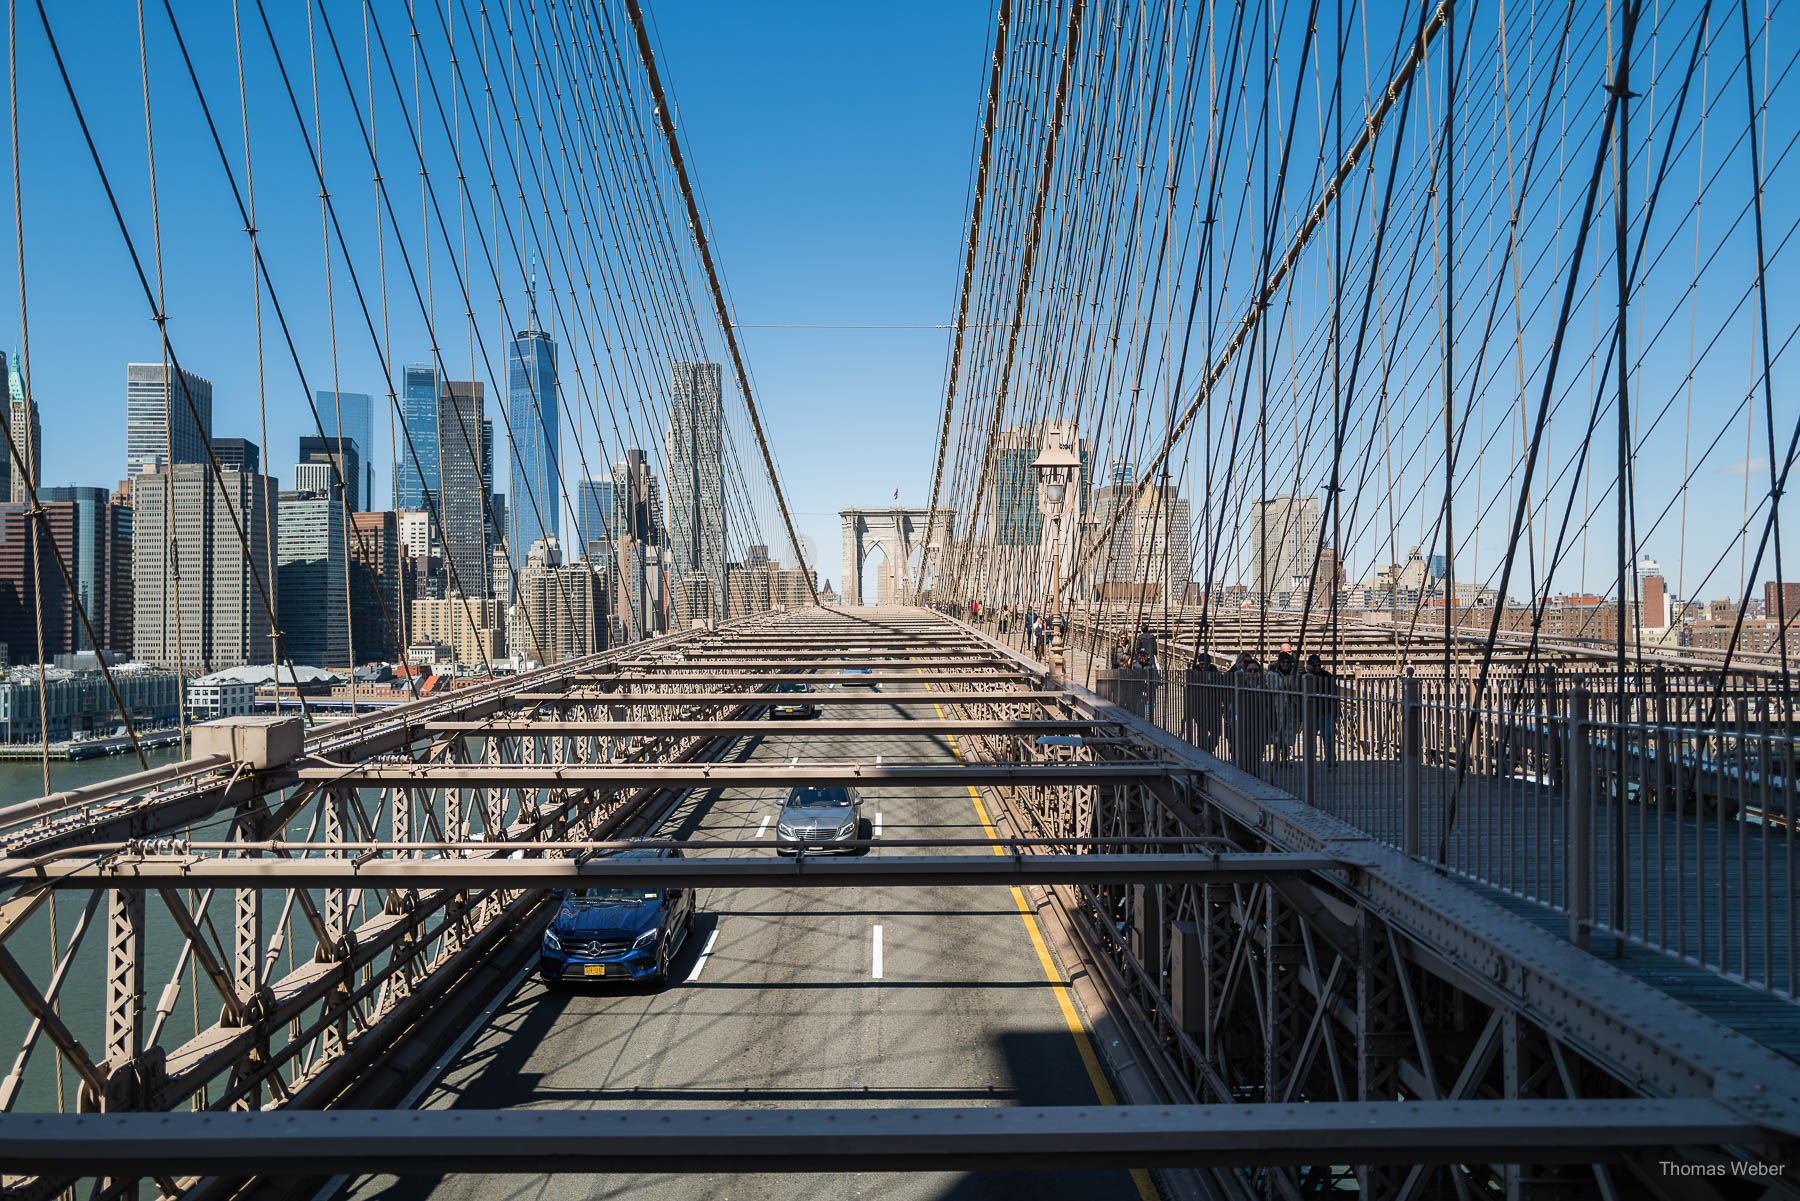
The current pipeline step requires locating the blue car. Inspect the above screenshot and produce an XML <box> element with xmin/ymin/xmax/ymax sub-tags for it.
<box><xmin>539</xmin><ymin>847</ymin><xmax>697</xmax><ymax>985</ymax></box>
<box><xmin>838</xmin><ymin>649</ymin><xmax>879</xmax><ymax>690</ymax></box>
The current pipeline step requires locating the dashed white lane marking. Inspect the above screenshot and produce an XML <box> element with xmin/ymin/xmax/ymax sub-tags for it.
<box><xmin>872</xmin><ymin>924</ymin><xmax>884</xmax><ymax>979</ymax></box>
<box><xmin>686</xmin><ymin>929</ymin><xmax>719</xmax><ymax>983</ymax></box>
<box><xmin>755</xmin><ymin>816</ymin><xmax>769</xmax><ymax>838</ymax></box>
<box><xmin>874</xmin><ymin>812</ymin><xmax>883</xmax><ymax>837</ymax></box>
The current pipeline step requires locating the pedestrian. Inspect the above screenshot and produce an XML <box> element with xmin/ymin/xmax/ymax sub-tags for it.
<box><xmin>1304</xmin><ymin>653</ymin><xmax>1339</xmax><ymax>770</ymax></box>
<box><xmin>1108</xmin><ymin>632</ymin><xmax>1129</xmax><ymax>670</ymax></box>
<box><xmin>1183</xmin><ymin>651</ymin><xmax>1224</xmax><ymax>753</ymax></box>
<box><xmin>1125</xmin><ymin>637</ymin><xmax>1162</xmax><ymax>722</ymax></box>
<box><xmin>1229</xmin><ymin>652</ymin><xmax>1268</xmax><ymax>773</ymax></box>
<box><xmin>1269</xmin><ymin>651</ymin><xmax>1301</xmax><ymax>765</ymax></box>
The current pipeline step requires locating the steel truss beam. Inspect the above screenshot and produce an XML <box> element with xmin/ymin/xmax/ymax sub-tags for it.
<box><xmin>952</xmin><ymin>616</ymin><xmax>1800</xmax><ymax>1141</ymax></box>
<box><xmin>570</xmin><ymin>672</ymin><xmax>1031</xmax><ymax>685</ymax></box>
<box><xmin>289</xmin><ymin>762</ymin><xmax>1171</xmax><ymax>788</ymax></box>
<box><xmin>507</xmin><ymin>690</ymin><xmax>1062</xmax><ymax>706</ymax></box>
<box><xmin>0</xmin><ymin>626</ymin><xmax>719</xmax><ymax>858</ymax></box>
<box><xmin>582</xmin><ymin>658</ymin><xmax>1013</xmax><ymax>670</ymax></box>
<box><xmin>0</xmin><ymin>1100</ymin><xmax>1776</xmax><ymax>1176</ymax></box>
<box><xmin>3</xmin><ymin>852</ymin><xmax>1336</xmax><ymax>891</ymax></box>
<box><xmin>422</xmin><ymin>720</ymin><xmax>1111</xmax><ymax>735</ymax></box>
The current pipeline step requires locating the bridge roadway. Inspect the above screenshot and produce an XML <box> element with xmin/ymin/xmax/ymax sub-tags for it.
<box><xmin>340</xmin><ymin>655</ymin><xmax>1149</xmax><ymax>1199</ymax></box>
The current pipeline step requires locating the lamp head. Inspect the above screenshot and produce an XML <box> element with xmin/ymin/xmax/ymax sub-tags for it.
<box><xmin>1031</xmin><ymin>431</ymin><xmax>1081</xmax><ymax>515</ymax></box>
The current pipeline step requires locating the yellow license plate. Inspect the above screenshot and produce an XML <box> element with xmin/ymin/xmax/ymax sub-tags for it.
<box><xmin>583</xmin><ymin>964</ymin><xmax>609</xmax><ymax>977</ymax></box>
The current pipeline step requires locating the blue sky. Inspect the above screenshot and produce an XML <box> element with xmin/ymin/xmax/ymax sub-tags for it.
<box><xmin>4</xmin><ymin>0</ymin><xmax>1794</xmax><ymax>610</ymax></box>
<box><xmin>7</xmin><ymin>0</ymin><xmax>993</xmax><ymax>597</ymax></box>
<box><xmin>650</xmin><ymin>0</ymin><xmax>996</xmax><ymax>585</ymax></box>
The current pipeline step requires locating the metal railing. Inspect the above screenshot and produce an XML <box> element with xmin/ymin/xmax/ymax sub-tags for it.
<box><xmin>1091</xmin><ymin>666</ymin><xmax>1797</xmax><ymax>1001</ymax></box>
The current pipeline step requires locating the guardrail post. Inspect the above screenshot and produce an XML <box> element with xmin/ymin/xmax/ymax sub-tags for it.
<box><xmin>1232</xmin><ymin>674</ymin><xmax>1245</xmax><ymax>774</ymax></box>
<box><xmin>1568</xmin><ymin>686</ymin><xmax>1591</xmax><ymax>950</ymax></box>
<box><xmin>1301</xmin><ymin>673</ymin><xmax>1317</xmax><ymax>808</ymax></box>
<box><xmin>1402</xmin><ymin>678</ymin><xmax>1421</xmax><ymax>858</ymax></box>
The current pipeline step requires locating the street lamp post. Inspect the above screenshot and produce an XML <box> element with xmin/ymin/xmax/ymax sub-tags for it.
<box><xmin>1032</xmin><ymin>427</ymin><xmax>1081</xmax><ymax>683</ymax></box>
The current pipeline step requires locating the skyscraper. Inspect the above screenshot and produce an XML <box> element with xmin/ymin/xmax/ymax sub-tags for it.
<box><xmin>576</xmin><ymin>477</ymin><xmax>616</xmax><ymax>564</ymax></box>
<box><xmin>508</xmin><ymin>295</ymin><xmax>560</xmax><ymax>575</ymax></box>
<box><xmin>277</xmin><ymin>488</ymin><xmax>349</xmax><ymax>668</ymax></box>
<box><xmin>1086</xmin><ymin>473</ymin><xmax>1191</xmax><ymax>600</ymax></box>
<box><xmin>7</xmin><ymin>349</ymin><xmax>40</xmax><ymax>505</ymax></box>
<box><xmin>212</xmin><ymin>438</ymin><xmax>260</xmax><ymax>475</ymax></box>
<box><xmin>437</xmin><ymin>380</ymin><xmax>488</xmax><ymax>596</ymax></box>
<box><xmin>1251</xmin><ymin>494</ymin><xmax>1321</xmax><ymax>600</ymax></box>
<box><xmin>0</xmin><ymin>353</ymin><xmax>11</xmax><ymax>502</ymax></box>
<box><xmin>997</xmin><ymin>427</ymin><xmax>1091</xmax><ymax>536</ymax></box>
<box><xmin>42</xmin><ymin>489</ymin><xmax>133</xmax><ymax>659</ymax></box>
<box><xmin>131</xmin><ymin>463</ymin><xmax>276</xmax><ymax>672</ymax></box>
<box><xmin>298</xmin><ymin>435</ymin><xmax>362</xmax><ymax>511</ymax></box>
<box><xmin>510</xmin><ymin>537</ymin><xmax>605</xmax><ymax>664</ymax></box>
<box><xmin>611</xmin><ymin>450</ymin><xmax>663</xmax><ymax>546</ymax></box>
<box><xmin>350</xmin><ymin>510</ymin><xmax>402</xmax><ymax>662</ymax></box>
<box><xmin>394</xmin><ymin>364</ymin><xmax>438</xmax><ymax>510</ymax></box>
<box><xmin>126</xmin><ymin>363</ymin><xmax>214</xmax><ymax>478</ymax></box>
<box><xmin>0</xmin><ymin>490</ymin><xmax>132</xmax><ymax>661</ymax></box>
<box><xmin>665</xmin><ymin>362</ymin><xmax>726</xmax><ymax>620</ymax></box>
<box><xmin>316</xmin><ymin>391</ymin><xmax>375</xmax><ymax>511</ymax></box>
<box><xmin>979</xmin><ymin>425</ymin><xmax>1089</xmax><ymax>604</ymax></box>
<box><xmin>40</xmin><ymin>486</ymin><xmax>134</xmax><ymax>655</ymax></box>
<box><xmin>481</xmin><ymin>417</ymin><xmax>505</xmax><ymax>555</ymax></box>
<box><xmin>610</xmin><ymin>449</ymin><xmax>663</xmax><ymax>642</ymax></box>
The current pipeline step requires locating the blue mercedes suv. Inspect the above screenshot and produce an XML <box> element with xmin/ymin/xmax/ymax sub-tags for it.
<box><xmin>539</xmin><ymin>846</ymin><xmax>697</xmax><ymax>985</ymax></box>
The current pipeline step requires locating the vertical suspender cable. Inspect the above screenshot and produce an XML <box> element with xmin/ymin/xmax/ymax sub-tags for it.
<box><xmin>920</xmin><ymin>0</ymin><xmax>1013</xmax><ymax>603</ymax></box>
<box><xmin>9</xmin><ymin>0</ymin><xmax>45</xmax><ymax>792</ymax></box>
<box><xmin>620</xmin><ymin>0</ymin><xmax>813</xmax><ymax>599</ymax></box>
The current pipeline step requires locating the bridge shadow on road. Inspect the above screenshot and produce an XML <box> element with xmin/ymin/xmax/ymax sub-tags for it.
<box><xmin>341</xmin><ymin>1025</ymin><xmax>1146</xmax><ymax>1201</ymax></box>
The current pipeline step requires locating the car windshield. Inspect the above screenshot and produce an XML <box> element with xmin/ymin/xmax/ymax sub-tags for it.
<box><xmin>775</xmin><ymin>682</ymin><xmax>808</xmax><ymax>693</ymax></box>
<box><xmin>786</xmin><ymin>786</ymin><xmax>851</xmax><ymax>808</ymax></box>
<box><xmin>567</xmin><ymin>887</ymin><xmax>659</xmax><ymax>904</ymax></box>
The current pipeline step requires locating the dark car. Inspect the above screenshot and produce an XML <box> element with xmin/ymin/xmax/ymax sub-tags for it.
<box><xmin>769</xmin><ymin>681</ymin><xmax>818</xmax><ymax>719</ymax></box>
<box><xmin>539</xmin><ymin>847</ymin><xmax>697</xmax><ymax>985</ymax></box>
<box><xmin>774</xmin><ymin>785</ymin><xmax>864</xmax><ymax>855</ymax></box>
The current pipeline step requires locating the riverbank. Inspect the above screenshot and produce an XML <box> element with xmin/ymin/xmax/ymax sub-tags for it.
<box><xmin>0</xmin><ymin>728</ymin><xmax>185</xmax><ymax>761</ymax></box>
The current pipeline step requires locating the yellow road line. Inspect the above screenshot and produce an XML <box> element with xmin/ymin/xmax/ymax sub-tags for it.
<box><xmin>923</xmin><ymin>677</ymin><xmax>1158</xmax><ymax>1201</ymax></box>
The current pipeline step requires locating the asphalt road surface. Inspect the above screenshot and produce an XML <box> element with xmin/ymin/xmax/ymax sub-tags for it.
<box><xmin>339</xmin><ymin>685</ymin><xmax>1152</xmax><ymax>1201</ymax></box>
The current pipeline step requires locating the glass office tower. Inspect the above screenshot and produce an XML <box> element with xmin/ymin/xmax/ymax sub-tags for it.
<box><xmin>507</xmin><ymin>301</ymin><xmax>559</xmax><ymax>573</ymax></box>
<box><xmin>394</xmin><ymin>365</ymin><xmax>439</xmax><ymax>511</ymax></box>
